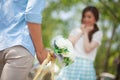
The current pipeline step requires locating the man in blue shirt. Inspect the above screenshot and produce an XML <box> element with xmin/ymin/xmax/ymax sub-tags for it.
<box><xmin>0</xmin><ymin>0</ymin><xmax>48</xmax><ymax>80</ymax></box>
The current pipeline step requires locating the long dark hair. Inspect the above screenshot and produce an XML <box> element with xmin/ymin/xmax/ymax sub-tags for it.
<box><xmin>81</xmin><ymin>6</ymin><xmax>99</xmax><ymax>42</ymax></box>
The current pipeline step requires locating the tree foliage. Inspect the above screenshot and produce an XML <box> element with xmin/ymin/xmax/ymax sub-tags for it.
<box><xmin>41</xmin><ymin>0</ymin><xmax>120</xmax><ymax>77</ymax></box>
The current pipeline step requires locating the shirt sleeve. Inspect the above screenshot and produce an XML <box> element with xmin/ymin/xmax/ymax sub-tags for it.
<box><xmin>25</xmin><ymin>0</ymin><xmax>45</xmax><ymax>24</ymax></box>
<box><xmin>92</xmin><ymin>31</ymin><xmax>103</xmax><ymax>45</ymax></box>
<box><xmin>69</xmin><ymin>28</ymin><xmax>82</xmax><ymax>37</ymax></box>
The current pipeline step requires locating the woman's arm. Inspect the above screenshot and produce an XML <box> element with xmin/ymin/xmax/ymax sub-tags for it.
<box><xmin>83</xmin><ymin>32</ymin><xmax>99</xmax><ymax>53</ymax></box>
<box><xmin>68</xmin><ymin>28</ymin><xmax>83</xmax><ymax>46</ymax></box>
<box><xmin>82</xmin><ymin>25</ymin><xmax>103</xmax><ymax>53</ymax></box>
<box><xmin>68</xmin><ymin>34</ymin><xmax>82</xmax><ymax>46</ymax></box>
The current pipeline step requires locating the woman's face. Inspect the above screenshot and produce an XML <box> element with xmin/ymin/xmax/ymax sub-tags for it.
<box><xmin>82</xmin><ymin>11</ymin><xmax>96</xmax><ymax>27</ymax></box>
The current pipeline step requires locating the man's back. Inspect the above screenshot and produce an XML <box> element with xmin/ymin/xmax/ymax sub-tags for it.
<box><xmin>0</xmin><ymin>0</ymin><xmax>45</xmax><ymax>56</ymax></box>
<box><xmin>0</xmin><ymin>0</ymin><xmax>47</xmax><ymax>80</ymax></box>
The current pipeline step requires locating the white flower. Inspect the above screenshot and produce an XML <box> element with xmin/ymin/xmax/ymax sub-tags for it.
<box><xmin>55</xmin><ymin>38</ymin><xmax>66</xmax><ymax>48</ymax></box>
<box><xmin>64</xmin><ymin>39</ymin><xmax>74</xmax><ymax>53</ymax></box>
<box><xmin>51</xmin><ymin>35</ymin><xmax>76</xmax><ymax>61</ymax></box>
<box><xmin>62</xmin><ymin>52</ymin><xmax>75</xmax><ymax>60</ymax></box>
<box><xmin>51</xmin><ymin>35</ymin><xmax>67</xmax><ymax>48</ymax></box>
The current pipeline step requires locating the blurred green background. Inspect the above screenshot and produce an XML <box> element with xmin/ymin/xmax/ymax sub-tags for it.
<box><xmin>41</xmin><ymin>0</ymin><xmax>120</xmax><ymax>79</ymax></box>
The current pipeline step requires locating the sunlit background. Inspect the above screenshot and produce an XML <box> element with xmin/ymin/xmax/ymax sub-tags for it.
<box><xmin>34</xmin><ymin>0</ymin><xmax>120</xmax><ymax>80</ymax></box>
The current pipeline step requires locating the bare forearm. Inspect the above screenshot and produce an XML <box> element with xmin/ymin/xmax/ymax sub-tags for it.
<box><xmin>68</xmin><ymin>30</ymin><xmax>83</xmax><ymax>46</ymax></box>
<box><xmin>68</xmin><ymin>37</ymin><xmax>77</xmax><ymax>46</ymax></box>
<box><xmin>27</xmin><ymin>22</ymin><xmax>44</xmax><ymax>53</ymax></box>
<box><xmin>83</xmin><ymin>33</ymin><xmax>91</xmax><ymax>53</ymax></box>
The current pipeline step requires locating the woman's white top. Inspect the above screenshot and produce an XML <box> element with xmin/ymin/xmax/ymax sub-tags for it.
<box><xmin>69</xmin><ymin>28</ymin><xmax>103</xmax><ymax>61</ymax></box>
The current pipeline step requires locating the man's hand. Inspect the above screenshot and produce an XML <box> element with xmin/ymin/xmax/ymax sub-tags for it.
<box><xmin>36</xmin><ymin>49</ymin><xmax>48</xmax><ymax>64</ymax></box>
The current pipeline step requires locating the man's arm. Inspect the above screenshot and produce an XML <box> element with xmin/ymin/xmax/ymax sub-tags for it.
<box><xmin>27</xmin><ymin>23</ymin><xmax>47</xmax><ymax>63</ymax></box>
<box><xmin>25</xmin><ymin>0</ymin><xmax>47</xmax><ymax>63</ymax></box>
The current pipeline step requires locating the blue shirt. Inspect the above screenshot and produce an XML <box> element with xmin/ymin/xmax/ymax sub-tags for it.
<box><xmin>0</xmin><ymin>0</ymin><xmax>45</xmax><ymax>56</ymax></box>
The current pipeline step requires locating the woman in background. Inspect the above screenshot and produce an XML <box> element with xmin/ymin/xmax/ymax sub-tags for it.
<box><xmin>57</xmin><ymin>6</ymin><xmax>103</xmax><ymax>80</ymax></box>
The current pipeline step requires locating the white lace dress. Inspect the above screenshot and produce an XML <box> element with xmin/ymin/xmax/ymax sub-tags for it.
<box><xmin>56</xmin><ymin>28</ymin><xmax>103</xmax><ymax>80</ymax></box>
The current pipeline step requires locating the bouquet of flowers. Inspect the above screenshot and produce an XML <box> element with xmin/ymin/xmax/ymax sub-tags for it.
<box><xmin>33</xmin><ymin>36</ymin><xmax>76</xmax><ymax>80</ymax></box>
<box><xmin>52</xmin><ymin>35</ymin><xmax>75</xmax><ymax>66</ymax></box>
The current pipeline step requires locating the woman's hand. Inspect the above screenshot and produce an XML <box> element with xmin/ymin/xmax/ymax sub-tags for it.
<box><xmin>81</xmin><ymin>25</ymin><xmax>93</xmax><ymax>34</ymax></box>
<box><xmin>82</xmin><ymin>25</ymin><xmax>99</xmax><ymax>53</ymax></box>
